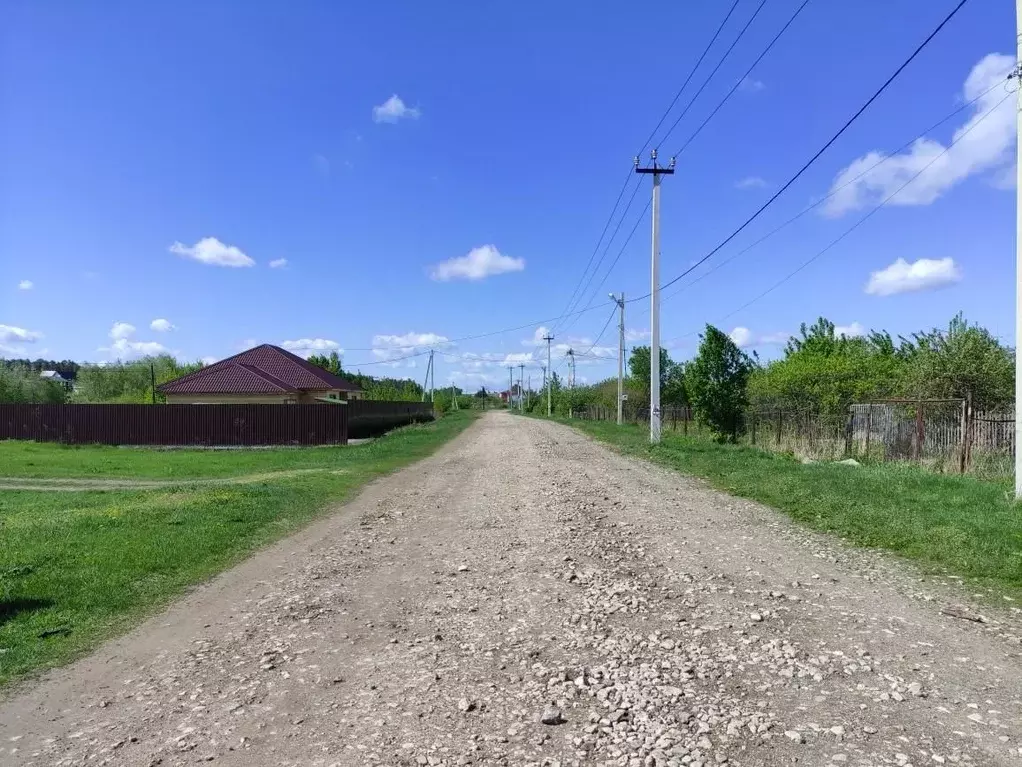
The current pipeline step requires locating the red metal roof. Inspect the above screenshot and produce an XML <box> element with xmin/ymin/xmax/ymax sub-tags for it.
<box><xmin>159</xmin><ymin>344</ymin><xmax>362</xmax><ymax>395</ymax></box>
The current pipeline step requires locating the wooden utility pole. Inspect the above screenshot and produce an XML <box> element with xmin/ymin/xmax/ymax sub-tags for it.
<box><xmin>609</xmin><ymin>292</ymin><xmax>625</xmax><ymax>425</ymax></box>
<box><xmin>543</xmin><ymin>333</ymin><xmax>554</xmax><ymax>416</ymax></box>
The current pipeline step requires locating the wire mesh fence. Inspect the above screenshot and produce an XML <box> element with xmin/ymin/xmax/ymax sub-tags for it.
<box><xmin>572</xmin><ymin>399</ymin><xmax>1015</xmax><ymax>478</ymax></box>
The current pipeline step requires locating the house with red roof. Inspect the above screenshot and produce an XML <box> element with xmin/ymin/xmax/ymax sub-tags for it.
<box><xmin>159</xmin><ymin>344</ymin><xmax>363</xmax><ymax>404</ymax></box>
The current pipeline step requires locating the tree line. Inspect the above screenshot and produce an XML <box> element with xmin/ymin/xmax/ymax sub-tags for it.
<box><xmin>534</xmin><ymin>312</ymin><xmax>1014</xmax><ymax>442</ymax></box>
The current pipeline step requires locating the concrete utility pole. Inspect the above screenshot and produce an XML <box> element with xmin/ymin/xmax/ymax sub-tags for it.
<box><xmin>421</xmin><ymin>352</ymin><xmax>433</xmax><ymax>402</ymax></box>
<box><xmin>508</xmin><ymin>366</ymin><xmax>514</xmax><ymax>411</ymax></box>
<box><xmin>429</xmin><ymin>349</ymin><xmax>435</xmax><ymax>403</ymax></box>
<box><xmin>518</xmin><ymin>363</ymin><xmax>525</xmax><ymax>412</ymax></box>
<box><xmin>635</xmin><ymin>149</ymin><xmax>675</xmax><ymax>444</ymax></box>
<box><xmin>543</xmin><ymin>333</ymin><xmax>554</xmax><ymax>416</ymax></box>
<box><xmin>527</xmin><ymin>374</ymin><xmax>531</xmax><ymax>411</ymax></box>
<box><xmin>1015</xmin><ymin>6</ymin><xmax>1022</xmax><ymax>497</ymax></box>
<box><xmin>609</xmin><ymin>292</ymin><xmax>625</xmax><ymax>425</ymax></box>
<box><xmin>567</xmin><ymin>348</ymin><xmax>576</xmax><ymax>389</ymax></box>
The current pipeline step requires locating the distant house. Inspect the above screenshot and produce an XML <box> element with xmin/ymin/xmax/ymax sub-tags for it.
<box><xmin>40</xmin><ymin>370</ymin><xmax>68</xmax><ymax>383</ymax></box>
<box><xmin>158</xmin><ymin>344</ymin><xmax>362</xmax><ymax>404</ymax></box>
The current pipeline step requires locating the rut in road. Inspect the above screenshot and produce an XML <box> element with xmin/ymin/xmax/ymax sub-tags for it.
<box><xmin>1</xmin><ymin>412</ymin><xmax>1021</xmax><ymax>767</ymax></box>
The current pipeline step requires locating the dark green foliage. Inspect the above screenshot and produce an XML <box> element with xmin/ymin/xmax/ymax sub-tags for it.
<box><xmin>686</xmin><ymin>325</ymin><xmax>754</xmax><ymax>442</ymax></box>
<box><xmin>751</xmin><ymin>314</ymin><xmax>1014</xmax><ymax>415</ymax></box>
<box><xmin>306</xmin><ymin>351</ymin><xmax>425</xmax><ymax>401</ymax></box>
<box><xmin>0</xmin><ymin>365</ymin><xmax>67</xmax><ymax>403</ymax></box>
<box><xmin>72</xmin><ymin>356</ymin><xmax>204</xmax><ymax>404</ymax></box>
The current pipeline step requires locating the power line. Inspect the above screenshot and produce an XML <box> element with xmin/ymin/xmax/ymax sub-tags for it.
<box><xmin>673</xmin><ymin>0</ymin><xmax>813</xmax><ymax>157</ymax></box>
<box><xmin>655</xmin><ymin>0</ymin><xmax>770</xmax><ymax>150</ymax></box>
<box><xmin>663</xmin><ymin>88</ymin><xmax>1010</xmax><ymax>347</ymax></box>
<box><xmin>636</xmin><ymin>0</ymin><xmax>744</xmax><ymax>155</ymax></box>
<box><xmin>549</xmin><ymin>168</ymin><xmax>635</xmax><ymax>333</ymax></box>
<box><xmin>647</xmin><ymin>73</ymin><xmax>1011</xmax><ymax>308</ymax></box>
<box><xmin>631</xmin><ymin>0</ymin><xmax>973</xmax><ymax>304</ymax></box>
<box><xmin>556</xmin><ymin>179</ymin><xmax>645</xmax><ymax>331</ymax></box>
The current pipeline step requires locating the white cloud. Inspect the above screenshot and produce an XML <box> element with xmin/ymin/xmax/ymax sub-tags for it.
<box><xmin>834</xmin><ymin>322</ymin><xmax>866</xmax><ymax>338</ymax></box>
<box><xmin>729</xmin><ymin>327</ymin><xmax>789</xmax><ymax>348</ymax></box>
<box><xmin>280</xmin><ymin>338</ymin><xmax>342</xmax><ymax>358</ymax></box>
<box><xmin>824</xmin><ymin>53</ymin><xmax>1015</xmax><ymax>217</ymax></box>
<box><xmin>865</xmin><ymin>257</ymin><xmax>962</xmax><ymax>297</ymax></box>
<box><xmin>238</xmin><ymin>338</ymin><xmax>258</xmax><ymax>350</ymax></box>
<box><xmin>429</xmin><ymin>245</ymin><xmax>525</xmax><ymax>282</ymax></box>
<box><xmin>102</xmin><ymin>338</ymin><xmax>169</xmax><ymax>359</ymax></box>
<box><xmin>17</xmin><ymin>280</ymin><xmax>33</xmax><ymax>290</ymax></box>
<box><xmin>625</xmin><ymin>328</ymin><xmax>650</xmax><ymax>342</ymax></box>
<box><xmin>109</xmin><ymin>322</ymin><xmax>136</xmax><ymax>340</ymax></box>
<box><xmin>0</xmin><ymin>324</ymin><xmax>43</xmax><ymax>352</ymax></box>
<box><xmin>200</xmin><ymin>356</ymin><xmax>218</xmax><ymax>366</ymax></box>
<box><xmin>501</xmin><ymin>352</ymin><xmax>535</xmax><ymax>365</ymax></box>
<box><xmin>268</xmin><ymin>258</ymin><xmax>288</xmax><ymax>269</ymax></box>
<box><xmin>169</xmin><ymin>237</ymin><xmax>255</xmax><ymax>267</ymax></box>
<box><xmin>373</xmin><ymin>331</ymin><xmax>451</xmax><ymax>349</ymax></box>
<box><xmin>735</xmin><ymin>176</ymin><xmax>768</xmax><ymax>190</ymax></box>
<box><xmin>523</xmin><ymin>326</ymin><xmax>553</xmax><ymax>346</ymax></box>
<box><xmin>372</xmin><ymin>94</ymin><xmax>420</xmax><ymax>123</ymax></box>
<box><xmin>729</xmin><ymin>327</ymin><xmax>753</xmax><ymax>348</ymax></box>
<box><xmin>150</xmin><ymin>318</ymin><xmax>175</xmax><ymax>332</ymax></box>
<box><xmin>739</xmin><ymin>76</ymin><xmax>765</xmax><ymax>92</ymax></box>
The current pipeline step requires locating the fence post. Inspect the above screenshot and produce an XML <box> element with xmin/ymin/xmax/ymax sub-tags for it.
<box><xmin>683</xmin><ymin>407</ymin><xmax>688</xmax><ymax>436</ymax></box>
<box><xmin>914</xmin><ymin>400</ymin><xmax>924</xmax><ymax>462</ymax></box>
<box><xmin>958</xmin><ymin>397</ymin><xmax>968</xmax><ymax>473</ymax></box>
<box><xmin>751</xmin><ymin>411</ymin><xmax>757</xmax><ymax>445</ymax></box>
<box><xmin>776</xmin><ymin>409</ymin><xmax>782</xmax><ymax>447</ymax></box>
<box><xmin>963</xmin><ymin>392</ymin><xmax>974</xmax><ymax>473</ymax></box>
<box><xmin>844</xmin><ymin>407</ymin><xmax>854</xmax><ymax>458</ymax></box>
<box><xmin>865</xmin><ymin>407</ymin><xmax>872</xmax><ymax>461</ymax></box>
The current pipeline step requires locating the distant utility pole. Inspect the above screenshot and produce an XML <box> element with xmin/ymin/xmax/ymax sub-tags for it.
<box><xmin>609</xmin><ymin>292</ymin><xmax>625</xmax><ymax>425</ymax></box>
<box><xmin>429</xmin><ymin>349</ymin><xmax>436</xmax><ymax>403</ymax></box>
<box><xmin>635</xmin><ymin>148</ymin><xmax>675</xmax><ymax>444</ymax></box>
<box><xmin>518</xmin><ymin>363</ymin><xmax>525</xmax><ymax>412</ymax></box>
<box><xmin>508</xmin><ymin>366</ymin><xmax>514</xmax><ymax>411</ymax></box>
<box><xmin>543</xmin><ymin>333</ymin><xmax>554</xmax><ymax>416</ymax></box>
<box><xmin>1015</xmin><ymin>6</ymin><xmax>1022</xmax><ymax>497</ymax></box>
<box><xmin>150</xmin><ymin>362</ymin><xmax>157</xmax><ymax>405</ymax></box>
<box><xmin>527</xmin><ymin>374</ymin><xmax>531</xmax><ymax>411</ymax></box>
<box><xmin>421</xmin><ymin>351</ymin><xmax>433</xmax><ymax>402</ymax></box>
<box><xmin>567</xmin><ymin>348</ymin><xmax>576</xmax><ymax>389</ymax></box>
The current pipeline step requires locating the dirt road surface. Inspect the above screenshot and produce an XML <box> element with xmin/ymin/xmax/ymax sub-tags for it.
<box><xmin>3</xmin><ymin>413</ymin><xmax>1021</xmax><ymax>767</ymax></box>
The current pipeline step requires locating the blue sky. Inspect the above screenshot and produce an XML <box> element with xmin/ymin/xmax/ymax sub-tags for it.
<box><xmin>1</xmin><ymin>0</ymin><xmax>1016</xmax><ymax>390</ymax></box>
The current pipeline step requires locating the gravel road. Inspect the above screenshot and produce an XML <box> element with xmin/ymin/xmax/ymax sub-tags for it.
<box><xmin>2</xmin><ymin>412</ymin><xmax>1021</xmax><ymax>767</ymax></box>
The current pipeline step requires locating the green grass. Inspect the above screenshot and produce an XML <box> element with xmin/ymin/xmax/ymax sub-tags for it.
<box><xmin>0</xmin><ymin>438</ymin><xmax>384</xmax><ymax>480</ymax></box>
<box><xmin>557</xmin><ymin>417</ymin><xmax>1022</xmax><ymax>597</ymax></box>
<box><xmin>0</xmin><ymin>413</ymin><xmax>476</xmax><ymax>688</ymax></box>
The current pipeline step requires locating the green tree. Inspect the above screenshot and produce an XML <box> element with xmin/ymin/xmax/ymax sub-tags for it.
<box><xmin>686</xmin><ymin>325</ymin><xmax>755</xmax><ymax>442</ymax></box>
<box><xmin>0</xmin><ymin>364</ymin><xmax>66</xmax><ymax>403</ymax></box>
<box><xmin>307</xmin><ymin>351</ymin><xmax>342</xmax><ymax>376</ymax></box>
<box><xmin>628</xmin><ymin>346</ymin><xmax>687</xmax><ymax>406</ymax></box>
<box><xmin>905</xmin><ymin>313</ymin><xmax>1014</xmax><ymax>409</ymax></box>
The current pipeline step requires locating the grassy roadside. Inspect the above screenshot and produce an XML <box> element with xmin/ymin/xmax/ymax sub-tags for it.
<box><xmin>550</xmin><ymin>416</ymin><xmax>1022</xmax><ymax>597</ymax></box>
<box><xmin>0</xmin><ymin>412</ymin><xmax>476</xmax><ymax>688</ymax></box>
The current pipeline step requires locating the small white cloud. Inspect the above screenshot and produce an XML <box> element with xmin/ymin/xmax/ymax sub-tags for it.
<box><xmin>109</xmin><ymin>322</ymin><xmax>136</xmax><ymax>340</ymax></box>
<box><xmin>372</xmin><ymin>94</ymin><xmax>421</xmax><ymax>123</ymax></box>
<box><xmin>101</xmin><ymin>338</ymin><xmax>169</xmax><ymax>359</ymax></box>
<box><xmin>268</xmin><ymin>258</ymin><xmax>288</xmax><ymax>269</ymax></box>
<box><xmin>739</xmin><ymin>76</ymin><xmax>765</xmax><ymax>92</ymax></box>
<box><xmin>0</xmin><ymin>324</ymin><xmax>43</xmax><ymax>345</ymax></box>
<box><xmin>501</xmin><ymin>352</ymin><xmax>534</xmax><ymax>365</ymax></box>
<box><xmin>729</xmin><ymin>327</ymin><xmax>753</xmax><ymax>348</ymax></box>
<box><xmin>169</xmin><ymin>237</ymin><xmax>255</xmax><ymax>267</ymax></box>
<box><xmin>729</xmin><ymin>327</ymin><xmax>789</xmax><ymax>348</ymax></box>
<box><xmin>373</xmin><ymin>332</ymin><xmax>451</xmax><ymax>349</ymax></box>
<box><xmin>625</xmin><ymin>328</ymin><xmax>650</xmax><ymax>342</ymax></box>
<box><xmin>865</xmin><ymin>257</ymin><xmax>962</xmax><ymax>297</ymax></box>
<box><xmin>150</xmin><ymin>318</ymin><xmax>175</xmax><ymax>332</ymax></box>
<box><xmin>430</xmin><ymin>244</ymin><xmax>525</xmax><ymax>282</ymax></box>
<box><xmin>834</xmin><ymin>322</ymin><xmax>866</xmax><ymax>338</ymax></box>
<box><xmin>200</xmin><ymin>356</ymin><xmax>218</xmax><ymax>366</ymax></box>
<box><xmin>523</xmin><ymin>326</ymin><xmax>553</xmax><ymax>346</ymax></box>
<box><xmin>735</xmin><ymin>176</ymin><xmax>768</xmax><ymax>190</ymax></box>
<box><xmin>238</xmin><ymin>338</ymin><xmax>258</xmax><ymax>350</ymax></box>
<box><xmin>280</xmin><ymin>338</ymin><xmax>342</xmax><ymax>358</ymax></box>
<box><xmin>313</xmin><ymin>153</ymin><xmax>330</xmax><ymax>176</ymax></box>
<box><xmin>17</xmin><ymin>280</ymin><xmax>33</xmax><ymax>290</ymax></box>
<box><xmin>823</xmin><ymin>53</ymin><xmax>1015</xmax><ymax>217</ymax></box>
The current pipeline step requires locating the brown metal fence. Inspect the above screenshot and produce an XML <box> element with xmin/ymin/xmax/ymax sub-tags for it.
<box><xmin>0</xmin><ymin>401</ymin><xmax>435</xmax><ymax>446</ymax></box>
<box><xmin>347</xmin><ymin>400</ymin><xmax>435</xmax><ymax>439</ymax></box>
